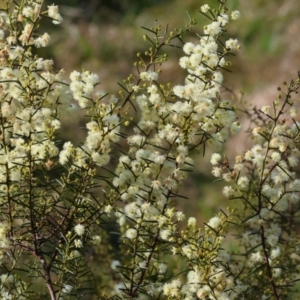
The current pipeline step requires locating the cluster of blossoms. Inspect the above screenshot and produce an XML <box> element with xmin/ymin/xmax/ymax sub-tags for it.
<box><xmin>0</xmin><ymin>0</ymin><xmax>299</xmax><ymax>299</ymax></box>
<box><xmin>58</xmin><ymin>87</ymin><xmax>121</xmax><ymax>169</ymax></box>
<box><xmin>210</xmin><ymin>80</ymin><xmax>300</xmax><ymax>297</ymax></box>
<box><xmin>9</xmin><ymin>3</ymin><xmax>62</xmax><ymax>47</ymax></box>
<box><xmin>0</xmin><ymin>0</ymin><xmax>247</xmax><ymax>298</ymax></box>
<box><xmin>107</xmin><ymin>4</ymin><xmax>249</xmax><ymax>299</ymax></box>
<box><xmin>0</xmin><ymin>2</ymin><xmax>123</xmax><ymax>298</ymax></box>
<box><xmin>162</xmin><ymin>214</ymin><xmax>247</xmax><ymax>300</ymax></box>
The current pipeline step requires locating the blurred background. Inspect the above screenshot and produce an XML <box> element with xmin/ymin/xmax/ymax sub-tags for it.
<box><xmin>38</xmin><ymin>0</ymin><xmax>300</xmax><ymax>220</ymax></box>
